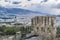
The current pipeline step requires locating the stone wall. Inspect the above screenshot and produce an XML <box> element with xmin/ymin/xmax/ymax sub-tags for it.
<box><xmin>0</xmin><ymin>33</ymin><xmax>21</xmax><ymax>40</ymax></box>
<box><xmin>31</xmin><ymin>16</ymin><xmax>56</xmax><ymax>40</ymax></box>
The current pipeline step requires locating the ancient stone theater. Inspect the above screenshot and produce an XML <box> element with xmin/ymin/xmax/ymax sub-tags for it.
<box><xmin>31</xmin><ymin>16</ymin><xmax>56</xmax><ymax>40</ymax></box>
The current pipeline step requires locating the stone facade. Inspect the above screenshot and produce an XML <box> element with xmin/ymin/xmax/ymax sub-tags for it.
<box><xmin>31</xmin><ymin>16</ymin><xmax>56</xmax><ymax>40</ymax></box>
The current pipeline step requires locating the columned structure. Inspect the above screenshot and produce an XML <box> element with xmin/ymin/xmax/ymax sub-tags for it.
<box><xmin>31</xmin><ymin>16</ymin><xmax>56</xmax><ymax>40</ymax></box>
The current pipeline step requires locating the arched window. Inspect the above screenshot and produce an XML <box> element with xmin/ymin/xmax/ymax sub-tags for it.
<box><xmin>37</xmin><ymin>27</ymin><xmax>39</xmax><ymax>32</ymax></box>
<box><xmin>37</xmin><ymin>27</ymin><xmax>39</xmax><ymax>29</ymax></box>
<box><xmin>47</xmin><ymin>27</ymin><xmax>51</xmax><ymax>33</ymax></box>
<box><xmin>41</xmin><ymin>27</ymin><xmax>45</xmax><ymax>32</ymax></box>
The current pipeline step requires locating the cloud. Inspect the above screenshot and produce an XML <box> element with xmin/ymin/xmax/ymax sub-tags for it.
<box><xmin>43</xmin><ymin>0</ymin><xmax>48</xmax><ymax>2</ymax></box>
<box><xmin>52</xmin><ymin>3</ymin><xmax>60</xmax><ymax>9</ymax></box>
<box><xmin>0</xmin><ymin>0</ymin><xmax>60</xmax><ymax>15</ymax></box>
<box><xmin>12</xmin><ymin>2</ymin><xmax>21</xmax><ymax>4</ymax></box>
<box><xmin>24</xmin><ymin>0</ymin><xmax>60</xmax><ymax>15</ymax></box>
<box><xmin>0</xmin><ymin>0</ymin><xmax>43</xmax><ymax>8</ymax></box>
<box><xmin>1</xmin><ymin>0</ymin><xmax>60</xmax><ymax>25</ymax></box>
<box><xmin>56</xmin><ymin>4</ymin><xmax>60</xmax><ymax>8</ymax></box>
<box><xmin>27</xmin><ymin>0</ymin><xmax>31</xmax><ymax>1</ymax></box>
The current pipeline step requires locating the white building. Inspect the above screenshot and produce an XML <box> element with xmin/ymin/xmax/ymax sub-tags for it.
<box><xmin>0</xmin><ymin>16</ymin><xmax>16</xmax><ymax>27</ymax></box>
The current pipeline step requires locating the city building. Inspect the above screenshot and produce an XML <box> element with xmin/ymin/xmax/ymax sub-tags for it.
<box><xmin>0</xmin><ymin>16</ymin><xmax>16</xmax><ymax>27</ymax></box>
<box><xmin>31</xmin><ymin>16</ymin><xmax>56</xmax><ymax>40</ymax></box>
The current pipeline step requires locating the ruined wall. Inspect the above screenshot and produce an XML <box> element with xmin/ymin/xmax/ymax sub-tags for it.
<box><xmin>31</xmin><ymin>16</ymin><xmax>56</xmax><ymax>40</ymax></box>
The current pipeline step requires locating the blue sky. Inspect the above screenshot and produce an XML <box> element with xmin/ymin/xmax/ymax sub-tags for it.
<box><xmin>0</xmin><ymin>0</ymin><xmax>60</xmax><ymax>26</ymax></box>
<box><xmin>0</xmin><ymin>0</ymin><xmax>60</xmax><ymax>15</ymax></box>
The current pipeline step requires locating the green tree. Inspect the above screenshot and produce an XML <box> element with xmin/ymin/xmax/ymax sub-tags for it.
<box><xmin>0</xmin><ymin>26</ymin><xmax>19</xmax><ymax>35</ymax></box>
<box><xmin>57</xmin><ymin>27</ymin><xmax>60</xmax><ymax>34</ymax></box>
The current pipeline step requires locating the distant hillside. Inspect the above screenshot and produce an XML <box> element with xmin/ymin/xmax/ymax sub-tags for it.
<box><xmin>0</xmin><ymin>6</ymin><xmax>60</xmax><ymax>26</ymax></box>
<box><xmin>0</xmin><ymin>6</ymin><xmax>49</xmax><ymax>15</ymax></box>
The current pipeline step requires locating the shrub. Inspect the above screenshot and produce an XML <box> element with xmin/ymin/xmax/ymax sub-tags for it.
<box><xmin>20</xmin><ymin>26</ymin><xmax>32</xmax><ymax>34</ymax></box>
<box><xmin>0</xmin><ymin>26</ymin><xmax>19</xmax><ymax>35</ymax></box>
<box><xmin>57</xmin><ymin>27</ymin><xmax>60</xmax><ymax>34</ymax></box>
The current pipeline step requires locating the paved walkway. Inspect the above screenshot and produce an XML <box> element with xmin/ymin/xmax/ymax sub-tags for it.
<box><xmin>25</xmin><ymin>37</ymin><xmax>41</xmax><ymax>40</ymax></box>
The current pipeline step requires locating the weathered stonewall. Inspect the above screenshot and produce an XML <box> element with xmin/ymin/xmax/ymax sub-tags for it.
<box><xmin>31</xmin><ymin>16</ymin><xmax>56</xmax><ymax>40</ymax></box>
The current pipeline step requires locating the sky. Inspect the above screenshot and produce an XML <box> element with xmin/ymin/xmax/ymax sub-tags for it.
<box><xmin>0</xmin><ymin>0</ymin><xmax>60</xmax><ymax>26</ymax></box>
<box><xmin>0</xmin><ymin>0</ymin><xmax>60</xmax><ymax>15</ymax></box>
